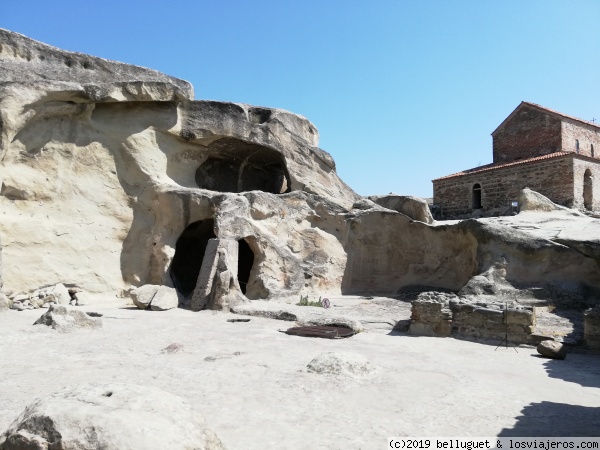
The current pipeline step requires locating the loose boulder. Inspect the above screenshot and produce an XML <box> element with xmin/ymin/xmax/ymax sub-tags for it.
<box><xmin>307</xmin><ymin>352</ymin><xmax>379</xmax><ymax>377</ymax></box>
<box><xmin>33</xmin><ymin>304</ymin><xmax>102</xmax><ymax>332</ymax></box>
<box><xmin>518</xmin><ymin>188</ymin><xmax>568</xmax><ymax>213</ymax></box>
<box><xmin>537</xmin><ymin>340</ymin><xmax>567</xmax><ymax>360</ymax></box>
<box><xmin>0</xmin><ymin>383</ymin><xmax>226</xmax><ymax>450</ymax></box>
<box><xmin>131</xmin><ymin>284</ymin><xmax>160</xmax><ymax>310</ymax></box>
<box><xmin>131</xmin><ymin>285</ymin><xmax>179</xmax><ymax>311</ymax></box>
<box><xmin>150</xmin><ymin>286</ymin><xmax>180</xmax><ymax>311</ymax></box>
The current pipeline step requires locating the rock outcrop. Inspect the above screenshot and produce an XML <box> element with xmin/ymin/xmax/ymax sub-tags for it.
<box><xmin>0</xmin><ymin>383</ymin><xmax>226</xmax><ymax>450</ymax></box>
<box><xmin>1</xmin><ymin>29</ymin><xmax>599</xmax><ymax>310</ymax></box>
<box><xmin>369</xmin><ymin>194</ymin><xmax>434</xmax><ymax>224</ymax></box>
<box><xmin>518</xmin><ymin>188</ymin><xmax>570</xmax><ymax>213</ymax></box>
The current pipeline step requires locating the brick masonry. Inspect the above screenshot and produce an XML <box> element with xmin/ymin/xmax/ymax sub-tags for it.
<box><xmin>493</xmin><ymin>104</ymin><xmax>562</xmax><ymax>164</ymax></box>
<box><xmin>433</xmin><ymin>102</ymin><xmax>600</xmax><ymax>218</ymax></box>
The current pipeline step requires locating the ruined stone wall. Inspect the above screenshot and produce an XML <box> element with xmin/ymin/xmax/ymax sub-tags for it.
<box><xmin>562</xmin><ymin>120</ymin><xmax>600</xmax><ymax>159</ymax></box>
<box><xmin>493</xmin><ymin>105</ymin><xmax>562</xmax><ymax>164</ymax></box>
<box><xmin>433</xmin><ymin>157</ymin><xmax>574</xmax><ymax>218</ymax></box>
<box><xmin>409</xmin><ymin>295</ymin><xmax>536</xmax><ymax>345</ymax></box>
<box><xmin>572</xmin><ymin>157</ymin><xmax>600</xmax><ymax>211</ymax></box>
<box><xmin>449</xmin><ymin>299</ymin><xmax>535</xmax><ymax>344</ymax></box>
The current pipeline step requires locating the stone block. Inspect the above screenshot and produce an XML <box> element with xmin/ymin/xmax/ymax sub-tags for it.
<box><xmin>507</xmin><ymin>309</ymin><xmax>535</xmax><ymax>327</ymax></box>
<box><xmin>192</xmin><ymin>239</ymin><xmax>244</xmax><ymax>312</ymax></box>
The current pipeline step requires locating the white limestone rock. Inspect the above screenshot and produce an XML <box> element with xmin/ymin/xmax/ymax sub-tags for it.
<box><xmin>518</xmin><ymin>188</ymin><xmax>570</xmax><ymax>213</ymax></box>
<box><xmin>0</xmin><ymin>383</ymin><xmax>226</xmax><ymax>450</ymax></box>
<box><xmin>131</xmin><ymin>284</ymin><xmax>160</xmax><ymax>310</ymax></box>
<box><xmin>33</xmin><ymin>304</ymin><xmax>102</xmax><ymax>332</ymax></box>
<box><xmin>307</xmin><ymin>352</ymin><xmax>379</xmax><ymax>378</ymax></box>
<box><xmin>150</xmin><ymin>285</ymin><xmax>180</xmax><ymax>311</ymax></box>
<box><xmin>369</xmin><ymin>194</ymin><xmax>434</xmax><ymax>224</ymax></box>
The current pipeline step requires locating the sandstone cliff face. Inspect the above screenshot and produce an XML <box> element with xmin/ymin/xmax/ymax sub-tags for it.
<box><xmin>1</xmin><ymin>29</ymin><xmax>599</xmax><ymax>305</ymax></box>
<box><xmin>0</xmin><ymin>29</ymin><xmax>359</xmax><ymax>299</ymax></box>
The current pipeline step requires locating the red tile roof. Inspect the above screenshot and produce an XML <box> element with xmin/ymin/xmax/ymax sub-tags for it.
<box><xmin>432</xmin><ymin>151</ymin><xmax>574</xmax><ymax>181</ymax></box>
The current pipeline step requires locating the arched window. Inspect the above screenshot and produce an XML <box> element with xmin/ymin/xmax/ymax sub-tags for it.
<box><xmin>576</xmin><ymin>140</ymin><xmax>580</xmax><ymax>153</ymax></box>
<box><xmin>472</xmin><ymin>183</ymin><xmax>482</xmax><ymax>210</ymax></box>
<box><xmin>592</xmin><ymin>144</ymin><xmax>595</xmax><ymax>158</ymax></box>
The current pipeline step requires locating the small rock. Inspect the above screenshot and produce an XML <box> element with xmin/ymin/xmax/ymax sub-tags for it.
<box><xmin>41</xmin><ymin>283</ymin><xmax>71</xmax><ymax>305</ymax></box>
<box><xmin>10</xmin><ymin>301</ymin><xmax>24</xmax><ymax>311</ymax></box>
<box><xmin>307</xmin><ymin>352</ymin><xmax>379</xmax><ymax>377</ymax></box>
<box><xmin>161</xmin><ymin>343</ymin><xmax>184</xmax><ymax>354</ymax></box>
<box><xmin>33</xmin><ymin>304</ymin><xmax>102</xmax><ymax>332</ymax></box>
<box><xmin>537</xmin><ymin>340</ymin><xmax>567</xmax><ymax>360</ymax></box>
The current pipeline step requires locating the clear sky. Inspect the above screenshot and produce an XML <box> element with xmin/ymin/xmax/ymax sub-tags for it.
<box><xmin>2</xmin><ymin>1</ymin><xmax>599</xmax><ymax>198</ymax></box>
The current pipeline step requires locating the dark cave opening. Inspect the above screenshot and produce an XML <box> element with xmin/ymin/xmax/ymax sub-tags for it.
<box><xmin>170</xmin><ymin>219</ymin><xmax>216</xmax><ymax>298</ymax></box>
<box><xmin>237</xmin><ymin>239</ymin><xmax>255</xmax><ymax>295</ymax></box>
<box><xmin>195</xmin><ymin>138</ymin><xmax>290</xmax><ymax>194</ymax></box>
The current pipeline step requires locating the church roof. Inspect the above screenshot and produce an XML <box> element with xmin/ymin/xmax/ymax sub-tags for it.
<box><xmin>491</xmin><ymin>101</ymin><xmax>600</xmax><ymax>137</ymax></box>
<box><xmin>432</xmin><ymin>151</ymin><xmax>586</xmax><ymax>181</ymax></box>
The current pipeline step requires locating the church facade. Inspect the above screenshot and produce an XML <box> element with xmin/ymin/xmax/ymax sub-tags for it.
<box><xmin>432</xmin><ymin>102</ymin><xmax>600</xmax><ymax>218</ymax></box>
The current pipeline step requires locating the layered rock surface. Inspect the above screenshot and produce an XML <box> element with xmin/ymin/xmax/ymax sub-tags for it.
<box><xmin>1</xmin><ymin>29</ymin><xmax>599</xmax><ymax>308</ymax></box>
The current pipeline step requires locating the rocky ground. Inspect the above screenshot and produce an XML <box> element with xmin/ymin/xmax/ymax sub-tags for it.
<box><xmin>1</xmin><ymin>295</ymin><xmax>599</xmax><ymax>449</ymax></box>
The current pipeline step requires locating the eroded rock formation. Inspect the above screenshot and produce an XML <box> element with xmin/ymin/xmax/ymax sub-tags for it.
<box><xmin>1</xmin><ymin>29</ymin><xmax>599</xmax><ymax>309</ymax></box>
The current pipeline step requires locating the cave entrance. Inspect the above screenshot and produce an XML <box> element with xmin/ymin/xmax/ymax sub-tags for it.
<box><xmin>170</xmin><ymin>219</ymin><xmax>216</xmax><ymax>298</ymax></box>
<box><xmin>195</xmin><ymin>138</ymin><xmax>291</xmax><ymax>194</ymax></box>
<box><xmin>237</xmin><ymin>239</ymin><xmax>255</xmax><ymax>295</ymax></box>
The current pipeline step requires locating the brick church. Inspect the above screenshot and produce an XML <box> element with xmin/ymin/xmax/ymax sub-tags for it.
<box><xmin>432</xmin><ymin>102</ymin><xmax>600</xmax><ymax>219</ymax></box>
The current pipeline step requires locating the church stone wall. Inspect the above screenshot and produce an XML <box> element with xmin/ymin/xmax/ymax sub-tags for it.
<box><xmin>433</xmin><ymin>157</ymin><xmax>574</xmax><ymax>218</ymax></box>
<box><xmin>572</xmin><ymin>158</ymin><xmax>600</xmax><ymax>211</ymax></box>
<box><xmin>493</xmin><ymin>105</ymin><xmax>562</xmax><ymax>164</ymax></box>
<box><xmin>562</xmin><ymin>120</ymin><xmax>600</xmax><ymax>159</ymax></box>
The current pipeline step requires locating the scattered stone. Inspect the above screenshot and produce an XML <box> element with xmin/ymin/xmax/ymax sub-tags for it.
<box><xmin>0</xmin><ymin>383</ymin><xmax>226</xmax><ymax>450</ymax></box>
<box><xmin>537</xmin><ymin>340</ymin><xmax>567</xmax><ymax>360</ymax></box>
<box><xmin>33</xmin><ymin>304</ymin><xmax>102</xmax><ymax>332</ymax></box>
<box><xmin>307</xmin><ymin>352</ymin><xmax>379</xmax><ymax>377</ymax></box>
<box><xmin>161</xmin><ymin>343</ymin><xmax>184</xmax><ymax>354</ymax></box>
<box><xmin>10</xmin><ymin>301</ymin><xmax>24</xmax><ymax>311</ymax></box>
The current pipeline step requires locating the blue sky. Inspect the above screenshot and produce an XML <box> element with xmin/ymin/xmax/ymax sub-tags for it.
<box><xmin>2</xmin><ymin>1</ymin><xmax>599</xmax><ymax>198</ymax></box>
